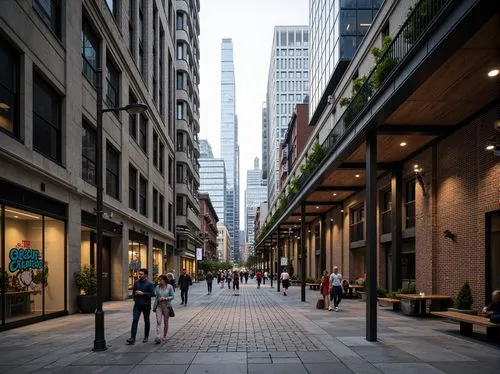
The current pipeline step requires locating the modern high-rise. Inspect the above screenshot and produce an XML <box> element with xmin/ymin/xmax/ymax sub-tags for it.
<box><xmin>199</xmin><ymin>140</ymin><xmax>226</xmax><ymax>225</ymax></box>
<box><xmin>266</xmin><ymin>26</ymin><xmax>310</xmax><ymax>205</ymax></box>
<box><xmin>199</xmin><ymin>139</ymin><xmax>213</xmax><ymax>158</ymax></box>
<box><xmin>309</xmin><ymin>0</ymin><xmax>381</xmax><ymax>121</ymax></box>
<box><xmin>245</xmin><ymin>158</ymin><xmax>268</xmax><ymax>249</ymax></box>
<box><xmin>0</xmin><ymin>0</ymin><xmax>179</xmax><ymax>329</ymax></box>
<box><xmin>261</xmin><ymin>102</ymin><xmax>269</xmax><ymax>180</ymax></box>
<box><xmin>220</xmin><ymin>38</ymin><xmax>239</xmax><ymax>261</ymax></box>
<box><xmin>175</xmin><ymin>0</ymin><xmax>202</xmax><ymax>276</ymax></box>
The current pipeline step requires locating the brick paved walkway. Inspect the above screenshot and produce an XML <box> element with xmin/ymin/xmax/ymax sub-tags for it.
<box><xmin>0</xmin><ymin>280</ymin><xmax>499</xmax><ymax>373</ymax></box>
<box><xmin>161</xmin><ymin>287</ymin><xmax>326</xmax><ymax>353</ymax></box>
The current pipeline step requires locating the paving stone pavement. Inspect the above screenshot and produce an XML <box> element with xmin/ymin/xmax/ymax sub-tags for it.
<box><xmin>0</xmin><ymin>279</ymin><xmax>499</xmax><ymax>374</ymax></box>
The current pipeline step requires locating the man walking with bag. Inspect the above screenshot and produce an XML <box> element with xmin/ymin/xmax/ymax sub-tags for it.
<box><xmin>178</xmin><ymin>268</ymin><xmax>192</xmax><ymax>306</ymax></box>
<box><xmin>126</xmin><ymin>268</ymin><xmax>155</xmax><ymax>344</ymax></box>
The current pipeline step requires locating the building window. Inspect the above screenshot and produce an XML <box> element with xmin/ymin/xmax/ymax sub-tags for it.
<box><xmin>106</xmin><ymin>143</ymin><xmax>120</xmax><ymax>199</ymax></box>
<box><xmin>0</xmin><ymin>35</ymin><xmax>20</xmax><ymax>138</ymax></box>
<box><xmin>405</xmin><ymin>179</ymin><xmax>416</xmax><ymax>229</ymax></box>
<box><xmin>153</xmin><ymin>130</ymin><xmax>158</xmax><ymax>168</ymax></box>
<box><xmin>381</xmin><ymin>189</ymin><xmax>391</xmax><ymax>235</ymax></box>
<box><xmin>82</xmin><ymin>120</ymin><xmax>97</xmax><ymax>184</ymax></box>
<box><xmin>106</xmin><ymin>0</ymin><xmax>117</xmax><ymax>17</ymax></box>
<box><xmin>176</xmin><ymin>102</ymin><xmax>184</xmax><ymax>119</ymax></box>
<box><xmin>176</xmin><ymin>12</ymin><xmax>184</xmax><ymax>29</ymax></box>
<box><xmin>159</xmin><ymin>193</ymin><xmax>165</xmax><ymax>227</ymax></box>
<box><xmin>128</xmin><ymin>0</ymin><xmax>134</xmax><ymax>56</ymax></box>
<box><xmin>176</xmin><ymin>43</ymin><xmax>184</xmax><ymax>60</ymax></box>
<box><xmin>168</xmin><ymin>155</ymin><xmax>173</xmax><ymax>186</ymax></box>
<box><xmin>33</xmin><ymin>0</ymin><xmax>61</xmax><ymax>37</ymax></box>
<box><xmin>129</xmin><ymin>164</ymin><xmax>137</xmax><ymax>210</ymax></box>
<box><xmin>33</xmin><ymin>74</ymin><xmax>61</xmax><ymax>162</ymax></box>
<box><xmin>168</xmin><ymin>203</ymin><xmax>173</xmax><ymax>231</ymax></box>
<box><xmin>139</xmin><ymin>114</ymin><xmax>147</xmax><ymax>152</ymax></box>
<box><xmin>138</xmin><ymin>0</ymin><xmax>145</xmax><ymax>76</ymax></box>
<box><xmin>129</xmin><ymin>91</ymin><xmax>137</xmax><ymax>140</ymax></box>
<box><xmin>153</xmin><ymin>188</ymin><xmax>158</xmax><ymax>224</ymax></box>
<box><xmin>159</xmin><ymin>26</ymin><xmax>165</xmax><ymax>115</ymax></box>
<box><xmin>176</xmin><ymin>72</ymin><xmax>184</xmax><ymax>90</ymax></box>
<box><xmin>176</xmin><ymin>196</ymin><xmax>184</xmax><ymax>216</ymax></box>
<box><xmin>350</xmin><ymin>205</ymin><xmax>364</xmax><ymax>242</ymax></box>
<box><xmin>106</xmin><ymin>57</ymin><xmax>119</xmax><ymax>109</ymax></box>
<box><xmin>153</xmin><ymin>5</ymin><xmax>158</xmax><ymax>105</ymax></box>
<box><xmin>139</xmin><ymin>176</ymin><xmax>147</xmax><ymax>216</ymax></box>
<box><xmin>159</xmin><ymin>141</ymin><xmax>165</xmax><ymax>175</ymax></box>
<box><xmin>82</xmin><ymin>18</ymin><xmax>99</xmax><ymax>87</ymax></box>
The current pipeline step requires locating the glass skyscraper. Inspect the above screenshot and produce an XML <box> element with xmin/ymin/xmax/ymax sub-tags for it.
<box><xmin>266</xmin><ymin>26</ymin><xmax>310</xmax><ymax>205</ymax></box>
<box><xmin>220</xmin><ymin>38</ymin><xmax>240</xmax><ymax>261</ymax></box>
<box><xmin>245</xmin><ymin>158</ymin><xmax>267</xmax><ymax>250</ymax></box>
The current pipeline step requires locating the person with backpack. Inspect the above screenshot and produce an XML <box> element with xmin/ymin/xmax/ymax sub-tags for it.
<box><xmin>329</xmin><ymin>266</ymin><xmax>344</xmax><ymax>311</ymax></box>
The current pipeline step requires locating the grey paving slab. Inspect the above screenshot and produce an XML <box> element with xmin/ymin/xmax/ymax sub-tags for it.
<box><xmin>352</xmin><ymin>346</ymin><xmax>420</xmax><ymax>363</ymax></box>
<box><xmin>130</xmin><ymin>364</ymin><xmax>189</xmax><ymax>374</ymax></box>
<box><xmin>191</xmin><ymin>352</ymin><xmax>246</xmax><ymax>364</ymax></box>
<box><xmin>248</xmin><ymin>363</ymin><xmax>308</xmax><ymax>374</ymax></box>
<box><xmin>296</xmin><ymin>350</ymin><xmax>340</xmax><ymax>363</ymax></box>
<box><xmin>140</xmin><ymin>352</ymin><xmax>196</xmax><ymax>364</ymax></box>
<box><xmin>186</xmin><ymin>364</ymin><xmax>246</xmax><ymax>374</ymax></box>
<box><xmin>248</xmin><ymin>357</ymin><xmax>273</xmax><ymax>364</ymax></box>
<box><xmin>338</xmin><ymin>336</ymin><xmax>378</xmax><ymax>347</ymax></box>
<box><xmin>271</xmin><ymin>357</ymin><xmax>302</xmax><ymax>363</ymax></box>
<box><xmin>432</xmin><ymin>360</ymin><xmax>500</xmax><ymax>374</ymax></box>
<box><xmin>70</xmin><ymin>352</ymin><xmax>149</xmax><ymax>365</ymax></box>
<box><xmin>374</xmin><ymin>362</ymin><xmax>447</xmax><ymax>374</ymax></box>
<box><xmin>304</xmin><ymin>363</ymin><xmax>353</xmax><ymax>374</ymax></box>
<box><xmin>49</xmin><ymin>365</ymin><xmax>134</xmax><ymax>373</ymax></box>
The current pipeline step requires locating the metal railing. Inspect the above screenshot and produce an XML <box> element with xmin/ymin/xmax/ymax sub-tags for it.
<box><xmin>257</xmin><ymin>0</ymin><xmax>453</xmax><ymax>245</ymax></box>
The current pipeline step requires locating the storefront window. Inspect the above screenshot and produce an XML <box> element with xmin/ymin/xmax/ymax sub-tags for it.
<box><xmin>181</xmin><ymin>257</ymin><xmax>195</xmax><ymax>279</ymax></box>
<box><xmin>152</xmin><ymin>241</ymin><xmax>164</xmax><ymax>282</ymax></box>
<box><xmin>128</xmin><ymin>239</ymin><xmax>147</xmax><ymax>296</ymax></box>
<box><xmin>2</xmin><ymin>207</ymin><xmax>57</xmax><ymax>323</ymax></box>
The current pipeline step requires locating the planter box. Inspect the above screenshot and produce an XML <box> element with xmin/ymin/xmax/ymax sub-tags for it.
<box><xmin>401</xmin><ymin>298</ymin><xmax>418</xmax><ymax>316</ymax></box>
<box><xmin>447</xmin><ymin>307</ymin><xmax>476</xmax><ymax>315</ymax></box>
<box><xmin>77</xmin><ymin>295</ymin><xmax>97</xmax><ymax>313</ymax></box>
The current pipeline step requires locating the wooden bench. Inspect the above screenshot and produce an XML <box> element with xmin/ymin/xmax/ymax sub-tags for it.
<box><xmin>431</xmin><ymin>311</ymin><xmax>500</xmax><ymax>342</ymax></box>
<box><xmin>378</xmin><ymin>297</ymin><xmax>400</xmax><ymax>311</ymax></box>
<box><xmin>306</xmin><ymin>283</ymin><xmax>320</xmax><ymax>291</ymax></box>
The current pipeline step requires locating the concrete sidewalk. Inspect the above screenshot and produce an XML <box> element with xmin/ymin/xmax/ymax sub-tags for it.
<box><xmin>0</xmin><ymin>280</ymin><xmax>499</xmax><ymax>373</ymax></box>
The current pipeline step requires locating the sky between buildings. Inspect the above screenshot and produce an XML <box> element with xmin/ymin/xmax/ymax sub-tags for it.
<box><xmin>199</xmin><ymin>0</ymin><xmax>309</xmax><ymax>229</ymax></box>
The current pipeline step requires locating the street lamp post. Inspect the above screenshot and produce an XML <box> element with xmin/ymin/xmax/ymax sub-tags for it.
<box><xmin>94</xmin><ymin>67</ymin><xmax>148</xmax><ymax>352</ymax></box>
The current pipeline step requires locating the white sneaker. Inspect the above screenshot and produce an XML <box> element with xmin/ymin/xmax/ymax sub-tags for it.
<box><xmin>335</xmin><ymin>307</ymin><xmax>339</xmax><ymax>312</ymax></box>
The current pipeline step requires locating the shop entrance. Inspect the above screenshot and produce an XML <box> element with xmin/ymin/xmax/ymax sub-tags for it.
<box><xmin>486</xmin><ymin>210</ymin><xmax>500</xmax><ymax>302</ymax></box>
<box><xmin>81</xmin><ymin>231</ymin><xmax>112</xmax><ymax>301</ymax></box>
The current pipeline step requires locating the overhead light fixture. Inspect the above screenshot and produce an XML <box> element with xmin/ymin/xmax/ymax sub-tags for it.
<box><xmin>330</xmin><ymin>218</ymin><xmax>333</xmax><ymax>222</ymax></box>
<box><xmin>360</xmin><ymin>23</ymin><xmax>372</xmax><ymax>27</ymax></box>
<box><xmin>340</xmin><ymin>209</ymin><xmax>344</xmax><ymax>213</ymax></box>
<box><xmin>316</xmin><ymin>206</ymin><xmax>319</xmax><ymax>209</ymax></box>
<box><xmin>5</xmin><ymin>209</ymin><xmax>40</xmax><ymax>219</ymax></box>
<box><xmin>14</xmin><ymin>215</ymin><xmax>18</xmax><ymax>219</ymax></box>
<box><xmin>486</xmin><ymin>144</ymin><xmax>495</xmax><ymax>151</ymax></box>
<box><xmin>333</xmin><ymin>193</ymin><xmax>337</xmax><ymax>196</ymax></box>
<box><xmin>487</xmin><ymin>69</ymin><xmax>499</xmax><ymax>77</ymax></box>
<box><xmin>355</xmin><ymin>174</ymin><xmax>360</xmax><ymax>178</ymax></box>
<box><xmin>400</xmin><ymin>141</ymin><xmax>407</xmax><ymax>147</ymax></box>
<box><xmin>308</xmin><ymin>230</ymin><xmax>311</xmax><ymax>233</ymax></box>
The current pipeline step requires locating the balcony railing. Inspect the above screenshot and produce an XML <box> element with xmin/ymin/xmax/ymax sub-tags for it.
<box><xmin>350</xmin><ymin>221</ymin><xmax>364</xmax><ymax>242</ymax></box>
<box><xmin>381</xmin><ymin>209</ymin><xmax>391</xmax><ymax>235</ymax></box>
<box><xmin>256</xmin><ymin>0</ymin><xmax>453</xmax><ymax>245</ymax></box>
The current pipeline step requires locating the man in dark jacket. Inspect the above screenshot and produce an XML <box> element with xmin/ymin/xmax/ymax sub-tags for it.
<box><xmin>178</xmin><ymin>268</ymin><xmax>192</xmax><ymax>306</ymax></box>
<box><xmin>206</xmin><ymin>271</ymin><xmax>214</xmax><ymax>295</ymax></box>
<box><xmin>126</xmin><ymin>268</ymin><xmax>155</xmax><ymax>345</ymax></box>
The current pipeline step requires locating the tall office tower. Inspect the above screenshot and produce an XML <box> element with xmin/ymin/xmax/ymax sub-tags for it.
<box><xmin>199</xmin><ymin>140</ymin><xmax>226</xmax><ymax>225</ymax></box>
<box><xmin>309</xmin><ymin>0</ymin><xmax>380</xmax><ymax>119</ymax></box>
<box><xmin>175</xmin><ymin>0</ymin><xmax>202</xmax><ymax>275</ymax></box>
<box><xmin>199</xmin><ymin>139</ymin><xmax>214</xmax><ymax>158</ymax></box>
<box><xmin>0</xmin><ymin>0</ymin><xmax>179</xmax><ymax>329</ymax></box>
<box><xmin>220</xmin><ymin>38</ymin><xmax>239</xmax><ymax>261</ymax></box>
<box><xmin>261</xmin><ymin>102</ymin><xmax>269</xmax><ymax>180</ymax></box>
<box><xmin>266</xmin><ymin>26</ymin><xmax>310</xmax><ymax>205</ymax></box>
<box><xmin>245</xmin><ymin>158</ymin><xmax>268</xmax><ymax>251</ymax></box>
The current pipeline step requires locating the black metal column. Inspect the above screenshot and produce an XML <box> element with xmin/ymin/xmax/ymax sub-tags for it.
<box><xmin>391</xmin><ymin>165</ymin><xmax>402</xmax><ymax>292</ymax></box>
<box><xmin>300</xmin><ymin>202</ymin><xmax>306</xmax><ymax>302</ymax></box>
<box><xmin>270</xmin><ymin>244</ymin><xmax>273</xmax><ymax>288</ymax></box>
<box><xmin>320</xmin><ymin>215</ymin><xmax>327</xmax><ymax>273</ymax></box>
<box><xmin>277</xmin><ymin>227</ymin><xmax>281</xmax><ymax>292</ymax></box>
<box><xmin>366</xmin><ymin>129</ymin><xmax>378</xmax><ymax>342</ymax></box>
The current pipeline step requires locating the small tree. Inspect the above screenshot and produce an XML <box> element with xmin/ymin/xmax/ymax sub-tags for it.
<box><xmin>454</xmin><ymin>281</ymin><xmax>473</xmax><ymax>310</ymax></box>
<box><xmin>74</xmin><ymin>265</ymin><xmax>97</xmax><ymax>296</ymax></box>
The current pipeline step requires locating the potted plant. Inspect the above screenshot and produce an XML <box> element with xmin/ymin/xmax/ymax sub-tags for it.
<box><xmin>398</xmin><ymin>283</ymin><xmax>418</xmax><ymax>316</ymax></box>
<box><xmin>74</xmin><ymin>265</ymin><xmax>97</xmax><ymax>313</ymax></box>
<box><xmin>448</xmin><ymin>281</ymin><xmax>475</xmax><ymax>315</ymax></box>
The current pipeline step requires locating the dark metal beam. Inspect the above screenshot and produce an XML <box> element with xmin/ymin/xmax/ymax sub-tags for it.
<box><xmin>301</xmin><ymin>202</ymin><xmax>306</xmax><ymax>302</ymax></box>
<box><xmin>316</xmin><ymin>186</ymin><xmax>364</xmax><ymax>192</ymax></box>
<box><xmin>277</xmin><ymin>226</ymin><xmax>281</xmax><ymax>293</ymax></box>
<box><xmin>338</xmin><ymin>162</ymin><xmax>393</xmax><ymax>170</ymax></box>
<box><xmin>391</xmin><ymin>165</ymin><xmax>402</xmax><ymax>293</ymax></box>
<box><xmin>305</xmin><ymin>201</ymin><xmax>340</xmax><ymax>206</ymax></box>
<box><xmin>290</xmin><ymin>213</ymin><xmax>323</xmax><ymax>217</ymax></box>
<box><xmin>366</xmin><ymin>130</ymin><xmax>377</xmax><ymax>342</ymax></box>
<box><xmin>377</xmin><ymin>124</ymin><xmax>452</xmax><ymax>136</ymax></box>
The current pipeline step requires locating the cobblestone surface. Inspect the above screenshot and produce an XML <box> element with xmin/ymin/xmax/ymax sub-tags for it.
<box><xmin>160</xmin><ymin>286</ymin><xmax>326</xmax><ymax>352</ymax></box>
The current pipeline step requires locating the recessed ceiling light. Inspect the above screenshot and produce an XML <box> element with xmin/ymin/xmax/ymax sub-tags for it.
<box><xmin>14</xmin><ymin>215</ymin><xmax>18</xmax><ymax>219</ymax></box>
<box><xmin>400</xmin><ymin>142</ymin><xmax>407</xmax><ymax>147</ymax></box>
<box><xmin>414</xmin><ymin>164</ymin><xmax>419</xmax><ymax>169</ymax></box>
<box><xmin>316</xmin><ymin>206</ymin><xmax>319</xmax><ymax>209</ymax></box>
<box><xmin>333</xmin><ymin>193</ymin><xmax>337</xmax><ymax>196</ymax></box>
<box><xmin>299</xmin><ymin>218</ymin><xmax>301</xmax><ymax>221</ymax></box>
<box><xmin>340</xmin><ymin>209</ymin><xmax>344</xmax><ymax>213</ymax></box>
<box><xmin>488</xmin><ymin>69</ymin><xmax>499</xmax><ymax>77</ymax></box>
<box><xmin>486</xmin><ymin>144</ymin><xmax>495</xmax><ymax>151</ymax></box>
<box><xmin>330</xmin><ymin>218</ymin><xmax>334</xmax><ymax>222</ymax></box>
<box><xmin>308</xmin><ymin>230</ymin><xmax>311</xmax><ymax>233</ymax></box>
<box><xmin>355</xmin><ymin>174</ymin><xmax>360</xmax><ymax>178</ymax></box>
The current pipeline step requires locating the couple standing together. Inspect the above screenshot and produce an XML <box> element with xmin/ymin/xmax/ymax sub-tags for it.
<box><xmin>126</xmin><ymin>268</ymin><xmax>192</xmax><ymax>345</ymax></box>
<box><xmin>320</xmin><ymin>266</ymin><xmax>344</xmax><ymax>311</ymax></box>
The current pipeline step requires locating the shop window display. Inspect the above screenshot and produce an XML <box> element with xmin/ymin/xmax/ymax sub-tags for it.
<box><xmin>1</xmin><ymin>206</ymin><xmax>65</xmax><ymax>324</ymax></box>
<box><xmin>128</xmin><ymin>240</ymin><xmax>147</xmax><ymax>296</ymax></box>
<box><xmin>152</xmin><ymin>243</ymin><xmax>164</xmax><ymax>282</ymax></box>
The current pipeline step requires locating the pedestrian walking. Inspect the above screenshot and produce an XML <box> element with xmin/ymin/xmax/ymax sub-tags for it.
<box><xmin>206</xmin><ymin>270</ymin><xmax>214</xmax><ymax>295</ymax></box>
<box><xmin>220</xmin><ymin>271</ymin><xmax>225</xmax><ymax>288</ymax></box>
<box><xmin>226</xmin><ymin>270</ymin><xmax>232</xmax><ymax>289</ymax></box>
<box><xmin>126</xmin><ymin>268</ymin><xmax>155</xmax><ymax>345</ymax></box>
<box><xmin>280</xmin><ymin>268</ymin><xmax>290</xmax><ymax>296</ymax></box>
<box><xmin>233</xmin><ymin>270</ymin><xmax>240</xmax><ymax>295</ymax></box>
<box><xmin>263</xmin><ymin>270</ymin><xmax>268</xmax><ymax>285</ymax></box>
<box><xmin>153</xmin><ymin>274</ymin><xmax>175</xmax><ymax>344</ymax></box>
<box><xmin>256</xmin><ymin>271</ymin><xmax>262</xmax><ymax>289</ymax></box>
<box><xmin>329</xmin><ymin>266</ymin><xmax>344</xmax><ymax>311</ymax></box>
<box><xmin>244</xmin><ymin>271</ymin><xmax>249</xmax><ymax>284</ymax></box>
<box><xmin>178</xmin><ymin>268</ymin><xmax>192</xmax><ymax>306</ymax></box>
<box><xmin>320</xmin><ymin>270</ymin><xmax>330</xmax><ymax>310</ymax></box>
<box><xmin>240</xmin><ymin>271</ymin><xmax>244</xmax><ymax>283</ymax></box>
<box><xmin>217</xmin><ymin>270</ymin><xmax>221</xmax><ymax>285</ymax></box>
